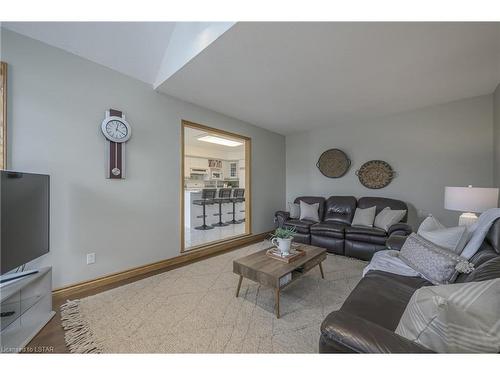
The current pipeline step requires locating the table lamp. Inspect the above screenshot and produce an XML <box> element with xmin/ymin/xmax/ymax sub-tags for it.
<box><xmin>444</xmin><ymin>185</ymin><xmax>499</xmax><ymax>226</ymax></box>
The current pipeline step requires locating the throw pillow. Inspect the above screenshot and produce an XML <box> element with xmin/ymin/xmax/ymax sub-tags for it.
<box><xmin>351</xmin><ymin>206</ymin><xmax>377</xmax><ymax>227</ymax></box>
<box><xmin>288</xmin><ymin>202</ymin><xmax>300</xmax><ymax>219</ymax></box>
<box><xmin>395</xmin><ymin>279</ymin><xmax>500</xmax><ymax>353</ymax></box>
<box><xmin>299</xmin><ymin>201</ymin><xmax>320</xmax><ymax>222</ymax></box>
<box><xmin>374</xmin><ymin>207</ymin><xmax>407</xmax><ymax>232</ymax></box>
<box><xmin>417</xmin><ymin>216</ymin><xmax>469</xmax><ymax>254</ymax></box>
<box><xmin>399</xmin><ymin>233</ymin><xmax>474</xmax><ymax>285</ymax></box>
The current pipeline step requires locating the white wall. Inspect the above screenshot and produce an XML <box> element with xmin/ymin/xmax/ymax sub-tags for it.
<box><xmin>286</xmin><ymin>95</ymin><xmax>494</xmax><ymax>227</ymax></box>
<box><xmin>1</xmin><ymin>29</ymin><xmax>286</xmax><ymax>288</ymax></box>
<box><xmin>494</xmin><ymin>83</ymin><xmax>500</xmax><ymax>188</ymax></box>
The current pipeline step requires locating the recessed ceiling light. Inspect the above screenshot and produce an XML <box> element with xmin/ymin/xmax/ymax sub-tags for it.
<box><xmin>197</xmin><ymin>135</ymin><xmax>243</xmax><ymax>147</ymax></box>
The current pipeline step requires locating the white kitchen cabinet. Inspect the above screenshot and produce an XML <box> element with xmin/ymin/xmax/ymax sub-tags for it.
<box><xmin>238</xmin><ymin>159</ymin><xmax>245</xmax><ymax>188</ymax></box>
<box><xmin>188</xmin><ymin>157</ymin><xmax>208</xmax><ymax>169</ymax></box>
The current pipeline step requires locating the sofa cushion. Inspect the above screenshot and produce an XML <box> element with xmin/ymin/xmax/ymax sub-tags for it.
<box><xmin>341</xmin><ymin>270</ymin><xmax>431</xmax><ymax>331</ymax></box>
<box><xmin>345</xmin><ymin>226</ymin><xmax>388</xmax><ymax>245</ymax></box>
<box><xmin>399</xmin><ymin>233</ymin><xmax>474</xmax><ymax>285</ymax></box>
<box><xmin>352</xmin><ymin>206</ymin><xmax>377</xmax><ymax>227</ymax></box>
<box><xmin>374</xmin><ymin>207</ymin><xmax>407</xmax><ymax>232</ymax></box>
<box><xmin>310</xmin><ymin>221</ymin><xmax>347</xmax><ymax>239</ymax></box>
<box><xmin>358</xmin><ymin>197</ymin><xmax>408</xmax><ymax>222</ymax></box>
<box><xmin>461</xmin><ymin>257</ymin><xmax>500</xmax><ymax>283</ymax></box>
<box><xmin>417</xmin><ymin>216</ymin><xmax>468</xmax><ymax>254</ymax></box>
<box><xmin>287</xmin><ymin>202</ymin><xmax>300</xmax><ymax>219</ymax></box>
<box><xmin>284</xmin><ymin>218</ymin><xmax>316</xmax><ymax>234</ymax></box>
<box><xmin>395</xmin><ymin>279</ymin><xmax>500</xmax><ymax>353</ymax></box>
<box><xmin>294</xmin><ymin>196</ymin><xmax>326</xmax><ymax>221</ymax></box>
<box><xmin>299</xmin><ymin>201</ymin><xmax>320</xmax><ymax>222</ymax></box>
<box><xmin>323</xmin><ymin>196</ymin><xmax>357</xmax><ymax>225</ymax></box>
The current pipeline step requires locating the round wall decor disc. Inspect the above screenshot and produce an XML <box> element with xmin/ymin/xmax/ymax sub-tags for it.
<box><xmin>316</xmin><ymin>149</ymin><xmax>351</xmax><ymax>178</ymax></box>
<box><xmin>356</xmin><ymin>160</ymin><xmax>395</xmax><ymax>189</ymax></box>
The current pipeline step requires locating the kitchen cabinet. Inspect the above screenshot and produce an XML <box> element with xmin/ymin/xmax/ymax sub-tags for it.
<box><xmin>238</xmin><ymin>159</ymin><xmax>245</xmax><ymax>188</ymax></box>
<box><xmin>189</xmin><ymin>157</ymin><xmax>208</xmax><ymax>169</ymax></box>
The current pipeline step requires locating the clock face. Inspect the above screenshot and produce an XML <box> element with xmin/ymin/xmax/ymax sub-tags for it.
<box><xmin>106</xmin><ymin>120</ymin><xmax>128</xmax><ymax>140</ymax></box>
<box><xmin>101</xmin><ymin>116</ymin><xmax>132</xmax><ymax>143</ymax></box>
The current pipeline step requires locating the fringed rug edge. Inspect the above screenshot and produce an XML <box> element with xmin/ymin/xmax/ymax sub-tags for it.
<box><xmin>60</xmin><ymin>300</ymin><xmax>103</xmax><ymax>353</ymax></box>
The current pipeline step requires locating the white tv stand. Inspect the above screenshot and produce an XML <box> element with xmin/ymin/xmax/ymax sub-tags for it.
<box><xmin>0</xmin><ymin>267</ymin><xmax>55</xmax><ymax>353</ymax></box>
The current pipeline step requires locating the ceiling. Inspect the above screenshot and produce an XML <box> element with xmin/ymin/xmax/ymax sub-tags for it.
<box><xmin>4</xmin><ymin>22</ymin><xmax>500</xmax><ymax>135</ymax></box>
<box><xmin>4</xmin><ymin>22</ymin><xmax>176</xmax><ymax>84</ymax></box>
<box><xmin>159</xmin><ymin>22</ymin><xmax>500</xmax><ymax>135</ymax></box>
<box><xmin>2</xmin><ymin>22</ymin><xmax>233</xmax><ymax>85</ymax></box>
<box><xmin>185</xmin><ymin>128</ymin><xmax>244</xmax><ymax>159</ymax></box>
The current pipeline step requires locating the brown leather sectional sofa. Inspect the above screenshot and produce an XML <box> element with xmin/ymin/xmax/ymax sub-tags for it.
<box><xmin>275</xmin><ymin>196</ymin><xmax>412</xmax><ymax>261</ymax></box>
<box><xmin>319</xmin><ymin>218</ymin><xmax>500</xmax><ymax>353</ymax></box>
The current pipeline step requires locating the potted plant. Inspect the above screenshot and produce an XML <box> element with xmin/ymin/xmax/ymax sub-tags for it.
<box><xmin>271</xmin><ymin>227</ymin><xmax>297</xmax><ymax>256</ymax></box>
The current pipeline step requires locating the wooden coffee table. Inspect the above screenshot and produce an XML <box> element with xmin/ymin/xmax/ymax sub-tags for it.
<box><xmin>233</xmin><ymin>244</ymin><xmax>327</xmax><ymax>318</ymax></box>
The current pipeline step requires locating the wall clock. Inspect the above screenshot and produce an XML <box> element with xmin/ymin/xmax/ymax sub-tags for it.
<box><xmin>101</xmin><ymin>109</ymin><xmax>132</xmax><ymax>179</ymax></box>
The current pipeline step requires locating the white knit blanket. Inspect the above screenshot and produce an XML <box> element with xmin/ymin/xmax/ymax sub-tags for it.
<box><xmin>363</xmin><ymin>208</ymin><xmax>500</xmax><ymax>278</ymax></box>
<box><xmin>362</xmin><ymin>250</ymin><xmax>421</xmax><ymax>277</ymax></box>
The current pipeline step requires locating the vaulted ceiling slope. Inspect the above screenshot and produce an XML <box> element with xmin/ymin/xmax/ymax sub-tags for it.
<box><xmin>2</xmin><ymin>22</ymin><xmax>234</xmax><ymax>86</ymax></box>
<box><xmin>159</xmin><ymin>22</ymin><xmax>500</xmax><ymax>135</ymax></box>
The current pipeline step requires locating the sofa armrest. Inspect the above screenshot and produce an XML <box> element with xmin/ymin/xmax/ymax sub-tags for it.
<box><xmin>386</xmin><ymin>234</ymin><xmax>408</xmax><ymax>251</ymax></box>
<box><xmin>274</xmin><ymin>210</ymin><xmax>290</xmax><ymax>227</ymax></box>
<box><xmin>388</xmin><ymin>223</ymin><xmax>412</xmax><ymax>236</ymax></box>
<box><xmin>320</xmin><ymin>310</ymin><xmax>433</xmax><ymax>353</ymax></box>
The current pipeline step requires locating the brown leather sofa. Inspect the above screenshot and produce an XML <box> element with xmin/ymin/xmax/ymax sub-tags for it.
<box><xmin>275</xmin><ymin>196</ymin><xmax>412</xmax><ymax>261</ymax></box>
<box><xmin>319</xmin><ymin>218</ymin><xmax>500</xmax><ymax>353</ymax></box>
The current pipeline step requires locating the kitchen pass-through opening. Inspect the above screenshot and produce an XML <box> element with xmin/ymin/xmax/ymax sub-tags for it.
<box><xmin>181</xmin><ymin>120</ymin><xmax>251</xmax><ymax>252</ymax></box>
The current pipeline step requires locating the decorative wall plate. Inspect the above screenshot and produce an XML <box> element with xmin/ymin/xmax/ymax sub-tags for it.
<box><xmin>356</xmin><ymin>160</ymin><xmax>395</xmax><ymax>189</ymax></box>
<box><xmin>316</xmin><ymin>149</ymin><xmax>351</xmax><ymax>178</ymax></box>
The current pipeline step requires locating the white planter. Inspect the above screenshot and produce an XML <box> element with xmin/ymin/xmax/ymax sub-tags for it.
<box><xmin>271</xmin><ymin>237</ymin><xmax>292</xmax><ymax>256</ymax></box>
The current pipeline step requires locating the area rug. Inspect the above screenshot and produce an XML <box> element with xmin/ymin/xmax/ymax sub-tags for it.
<box><xmin>60</xmin><ymin>242</ymin><xmax>367</xmax><ymax>353</ymax></box>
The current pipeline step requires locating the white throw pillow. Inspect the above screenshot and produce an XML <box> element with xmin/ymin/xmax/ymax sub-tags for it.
<box><xmin>299</xmin><ymin>201</ymin><xmax>320</xmax><ymax>222</ymax></box>
<box><xmin>351</xmin><ymin>206</ymin><xmax>377</xmax><ymax>227</ymax></box>
<box><xmin>395</xmin><ymin>279</ymin><xmax>500</xmax><ymax>353</ymax></box>
<box><xmin>374</xmin><ymin>207</ymin><xmax>407</xmax><ymax>232</ymax></box>
<box><xmin>417</xmin><ymin>216</ymin><xmax>469</xmax><ymax>254</ymax></box>
<box><xmin>288</xmin><ymin>202</ymin><xmax>300</xmax><ymax>219</ymax></box>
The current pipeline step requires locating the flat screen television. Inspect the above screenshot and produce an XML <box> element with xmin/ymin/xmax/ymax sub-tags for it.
<box><xmin>1</xmin><ymin>171</ymin><xmax>50</xmax><ymax>275</ymax></box>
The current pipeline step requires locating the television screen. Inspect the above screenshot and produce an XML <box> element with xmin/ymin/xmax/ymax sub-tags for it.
<box><xmin>1</xmin><ymin>171</ymin><xmax>49</xmax><ymax>274</ymax></box>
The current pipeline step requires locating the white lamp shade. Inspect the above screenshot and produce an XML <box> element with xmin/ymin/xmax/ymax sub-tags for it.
<box><xmin>444</xmin><ymin>186</ymin><xmax>499</xmax><ymax>213</ymax></box>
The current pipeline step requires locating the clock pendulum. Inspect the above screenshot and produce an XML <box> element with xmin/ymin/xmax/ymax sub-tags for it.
<box><xmin>101</xmin><ymin>109</ymin><xmax>132</xmax><ymax>179</ymax></box>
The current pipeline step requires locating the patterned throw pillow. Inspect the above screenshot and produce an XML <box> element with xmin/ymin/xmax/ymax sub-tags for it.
<box><xmin>396</xmin><ymin>279</ymin><xmax>500</xmax><ymax>353</ymax></box>
<box><xmin>299</xmin><ymin>201</ymin><xmax>320</xmax><ymax>222</ymax></box>
<box><xmin>399</xmin><ymin>233</ymin><xmax>474</xmax><ymax>285</ymax></box>
<box><xmin>417</xmin><ymin>216</ymin><xmax>469</xmax><ymax>254</ymax></box>
<box><xmin>288</xmin><ymin>202</ymin><xmax>300</xmax><ymax>219</ymax></box>
<box><xmin>374</xmin><ymin>207</ymin><xmax>406</xmax><ymax>232</ymax></box>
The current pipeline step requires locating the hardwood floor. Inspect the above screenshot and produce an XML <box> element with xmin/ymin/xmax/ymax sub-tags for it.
<box><xmin>24</xmin><ymin>241</ymin><xmax>261</xmax><ymax>354</ymax></box>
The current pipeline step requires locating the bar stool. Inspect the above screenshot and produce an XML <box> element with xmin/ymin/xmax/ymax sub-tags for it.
<box><xmin>235</xmin><ymin>188</ymin><xmax>245</xmax><ymax>223</ymax></box>
<box><xmin>212</xmin><ymin>188</ymin><xmax>232</xmax><ymax>227</ymax></box>
<box><xmin>193</xmin><ymin>189</ymin><xmax>216</xmax><ymax>230</ymax></box>
<box><xmin>238</xmin><ymin>190</ymin><xmax>246</xmax><ymax>223</ymax></box>
<box><xmin>226</xmin><ymin>188</ymin><xmax>245</xmax><ymax>225</ymax></box>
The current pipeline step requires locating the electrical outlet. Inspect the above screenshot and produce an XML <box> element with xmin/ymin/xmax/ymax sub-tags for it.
<box><xmin>86</xmin><ymin>253</ymin><xmax>96</xmax><ymax>265</ymax></box>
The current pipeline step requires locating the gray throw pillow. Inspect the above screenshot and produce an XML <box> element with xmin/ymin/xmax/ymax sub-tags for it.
<box><xmin>351</xmin><ymin>206</ymin><xmax>377</xmax><ymax>227</ymax></box>
<box><xmin>374</xmin><ymin>207</ymin><xmax>406</xmax><ymax>232</ymax></box>
<box><xmin>417</xmin><ymin>215</ymin><xmax>469</xmax><ymax>254</ymax></box>
<box><xmin>396</xmin><ymin>279</ymin><xmax>500</xmax><ymax>353</ymax></box>
<box><xmin>399</xmin><ymin>233</ymin><xmax>474</xmax><ymax>285</ymax></box>
<box><xmin>288</xmin><ymin>202</ymin><xmax>300</xmax><ymax>219</ymax></box>
<box><xmin>299</xmin><ymin>201</ymin><xmax>320</xmax><ymax>222</ymax></box>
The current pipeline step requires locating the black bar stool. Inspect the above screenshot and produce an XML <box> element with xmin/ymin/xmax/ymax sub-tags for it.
<box><xmin>193</xmin><ymin>189</ymin><xmax>216</xmax><ymax>230</ymax></box>
<box><xmin>226</xmin><ymin>188</ymin><xmax>245</xmax><ymax>224</ymax></box>
<box><xmin>238</xmin><ymin>190</ymin><xmax>246</xmax><ymax>223</ymax></box>
<box><xmin>212</xmin><ymin>188</ymin><xmax>232</xmax><ymax>227</ymax></box>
